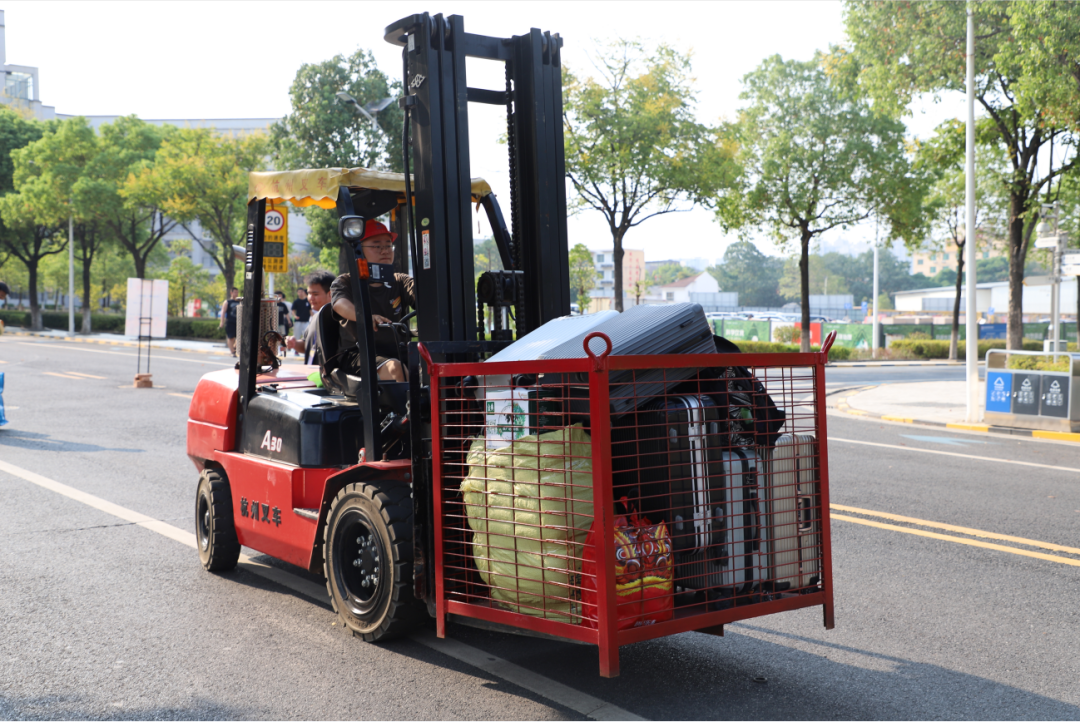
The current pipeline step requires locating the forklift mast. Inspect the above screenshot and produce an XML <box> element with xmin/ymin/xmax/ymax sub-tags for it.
<box><xmin>385</xmin><ymin>13</ymin><xmax>571</xmax><ymax>355</ymax></box>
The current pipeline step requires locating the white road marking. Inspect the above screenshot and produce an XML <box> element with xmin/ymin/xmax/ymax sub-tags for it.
<box><xmin>0</xmin><ymin>457</ymin><xmax>640</xmax><ymax>721</ymax></box>
<box><xmin>15</xmin><ymin>341</ymin><xmax>233</xmax><ymax>366</ymax></box>
<box><xmin>831</xmin><ymin>436</ymin><xmax>1080</xmax><ymax>474</ymax></box>
<box><xmin>66</xmin><ymin>371</ymin><xmax>108</xmax><ymax>379</ymax></box>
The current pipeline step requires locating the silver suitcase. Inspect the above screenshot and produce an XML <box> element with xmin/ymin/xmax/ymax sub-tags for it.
<box><xmin>761</xmin><ymin>434</ymin><xmax>821</xmax><ymax>591</ymax></box>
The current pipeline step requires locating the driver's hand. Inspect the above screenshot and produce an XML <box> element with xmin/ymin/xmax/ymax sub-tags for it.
<box><xmin>285</xmin><ymin>336</ymin><xmax>298</xmax><ymax>351</ymax></box>
<box><xmin>373</xmin><ymin>314</ymin><xmax>392</xmax><ymax>330</ymax></box>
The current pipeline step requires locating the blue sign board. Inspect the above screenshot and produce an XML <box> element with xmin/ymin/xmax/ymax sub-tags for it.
<box><xmin>985</xmin><ymin>371</ymin><xmax>1013</xmax><ymax>413</ymax></box>
<box><xmin>979</xmin><ymin>323</ymin><xmax>1007</xmax><ymax>340</ymax></box>
<box><xmin>860</xmin><ymin>301</ymin><xmax>869</xmax><ymax>315</ymax></box>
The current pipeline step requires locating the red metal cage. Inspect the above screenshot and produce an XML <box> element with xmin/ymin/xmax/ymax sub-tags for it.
<box><xmin>422</xmin><ymin>333</ymin><xmax>835</xmax><ymax>677</ymax></box>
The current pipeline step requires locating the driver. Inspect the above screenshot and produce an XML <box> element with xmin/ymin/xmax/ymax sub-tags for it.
<box><xmin>330</xmin><ymin>220</ymin><xmax>415</xmax><ymax>382</ymax></box>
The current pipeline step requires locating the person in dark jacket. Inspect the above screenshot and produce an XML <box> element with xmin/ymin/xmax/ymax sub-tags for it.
<box><xmin>330</xmin><ymin>220</ymin><xmax>415</xmax><ymax>382</ymax></box>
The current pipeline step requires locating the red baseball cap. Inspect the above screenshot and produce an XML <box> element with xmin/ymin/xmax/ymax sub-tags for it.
<box><xmin>363</xmin><ymin>219</ymin><xmax>398</xmax><ymax>243</ymax></box>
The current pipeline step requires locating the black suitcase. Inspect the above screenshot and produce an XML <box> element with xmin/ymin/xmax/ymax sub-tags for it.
<box><xmin>540</xmin><ymin>303</ymin><xmax>716</xmax><ymax>418</ymax></box>
<box><xmin>613</xmin><ymin>395</ymin><xmax>761</xmax><ymax>594</ymax></box>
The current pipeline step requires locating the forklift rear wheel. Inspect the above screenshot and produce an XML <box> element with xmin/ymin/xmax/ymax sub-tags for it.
<box><xmin>324</xmin><ymin>482</ymin><xmax>422</xmax><ymax>642</ymax></box>
<box><xmin>196</xmin><ymin>469</ymin><xmax>241</xmax><ymax>571</ymax></box>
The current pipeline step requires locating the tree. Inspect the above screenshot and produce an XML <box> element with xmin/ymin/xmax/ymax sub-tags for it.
<box><xmin>16</xmin><ymin>117</ymin><xmax>108</xmax><ymax>331</ymax></box>
<box><xmin>715</xmin><ymin>54</ymin><xmax>927</xmax><ymax>351</ymax></box>
<box><xmin>272</xmin><ymin>48</ymin><xmax>404</xmax><ymax>255</ymax></box>
<box><xmin>78</xmin><ymin>116</ymin><xmax>178</xmax><ymax>279</ymax></box>
<box><xmin>708</xmin><ymin>241</ymin><xmax>785</xmax><ymax>308</ymax></box>
<box><xmin>0</xmin><ymin>191</ymin><xmax>65</xmax><ymax>329</ymax></box>
<box><xmin>136</xmin><ymin>128</ymin><xmax>268</xmax><ymax>292</ymax></box>
<box><xmin>649</xmin><ymin>262</ymin><xmax>695</xmax><ymax>286</ymax></box>
<box><xmin>563</xmin><ymin>40</ymin><xmax>737</xmax><ymax>311</ymax></box>
<box><xmin>164</xmin><ymin>239</ymin><xmax>213</xmax><ymax>316</ymax></box>
<box><xmin>842</xmin><ymin>1</ymin><xmax>1080</xmax><ymax>349</ymax></box>
<box><xmin>568</xmin><ymin>243</ymin><xmax>597</xmax><ymax>312</ymax></box>
<box><xmin>778</xmin><ymin>255</ymin><xmax>851</xmax><ymax>300</ymax></box>
<box><xmin>914</xmin><ymin>121</ymin><xmax>1013</xmax><ymax>359</ymax></box>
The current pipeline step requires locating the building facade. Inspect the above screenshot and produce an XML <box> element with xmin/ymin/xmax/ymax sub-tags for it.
<box><xmin>909</xmin><ymin>235</ymin><xmax>1007</xmax><ymax>276</ymax></box>
<box><xmin>589</xmin><ymin>248</ymin><xmax>646</xmax><ymax>311</ymax></box>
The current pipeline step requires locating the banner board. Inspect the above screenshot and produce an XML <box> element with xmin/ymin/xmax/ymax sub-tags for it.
<box><xmin>124</xmin><ymin>278</ymin><xmax>169</xmax><ymax>338</ymax></box>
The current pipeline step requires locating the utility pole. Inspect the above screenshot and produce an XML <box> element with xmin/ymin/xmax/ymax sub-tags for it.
<box><xmin>68</xmin><ymin>215</ymin><xmax>75</xmax><ymax>335</ymax></box>
<box><xmin>964</xmin><ymin>5</ymin><xmax>980</xmax><ymax>423</ymax></box>
<box><xmin>872</xmin><ymin>220</ymin><xmax>880</xmax><ymax>359</ymax></box>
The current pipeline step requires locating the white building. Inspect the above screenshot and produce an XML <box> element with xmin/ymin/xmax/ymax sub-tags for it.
<box><xmin>649</xmin><ymin>272</ymin><xmax>720</xmax><ymax>304</ymax></box>
<box><xmin>0</xmin><ymin>11</ymin><xmax>56</xmax><ymax>120</ymax></box>
<box><xmin>894</xmin><ymin>280</ymin><xmax>1079</xmax><ymax>317</ymax></box>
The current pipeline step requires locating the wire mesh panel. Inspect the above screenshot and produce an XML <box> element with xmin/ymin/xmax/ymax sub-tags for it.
<box><xmin>425</xmin><ymin>335</ymin><xmax>835</xmax><ymax>676</ymax></box>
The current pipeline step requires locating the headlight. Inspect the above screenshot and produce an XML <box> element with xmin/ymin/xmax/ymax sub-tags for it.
<box><xmin>338</xmin><ymin>216</ymin><xmax>366</xmax><ymax>241</ymax></box>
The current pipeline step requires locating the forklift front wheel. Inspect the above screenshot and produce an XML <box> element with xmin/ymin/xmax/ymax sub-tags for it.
<box><xmin>196</xmin><ymin>469</ymin><xmax>241</xmax><ymax>572</ymax></box>
<box><xmin>324</xmin><ymin>482</ymin><xmax>421</xmax><ymax>642</ymax></box>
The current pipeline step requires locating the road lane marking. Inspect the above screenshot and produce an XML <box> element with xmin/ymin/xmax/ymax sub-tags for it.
<box><xmin>900</xmin><ymin>434</ymin><xmax>984</xmax><ymax>446</ymax></box>
<box><xmin>66</xmin><ymin>371</ymin><xmax>107</xmax><ymax>379</ymax></box>
<box><xmin>831</xmin><ymin>504</ymin><xmax>1080</xmax><ymax>555</ymax></box>
<box><xmin>0</xmin><ymin>457</ymin><xmax>640</xmax><ymax>721</ymax></box>
<box><xmin>832</xmin><ymin>514</ymin><xmax>1080</xmax><ymax>568</ymax></box>
<box><xmin>42</xmin><ymin>371</ymin><xmax>85</xmax><ymax>380</ymax></box>
<box><xmin>168</xmin><ymin>392</ymin><xmax>194</xmax><ymax>399</ymax></box>
<box><xmin>831</xmin><ymin>436</ymin><xmax>1080</xmax><ymax>474</ymax></box>
<box><xmin>15</xmin><ymin>342</ymin><xmax>234</xmax><ymax>367</ymax></box>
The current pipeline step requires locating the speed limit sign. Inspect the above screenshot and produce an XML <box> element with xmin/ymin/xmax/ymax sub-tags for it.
<box><xmin>263</xmin><ymin>206</ymin><xmax>288</xmax><ymax>273</ymax></box>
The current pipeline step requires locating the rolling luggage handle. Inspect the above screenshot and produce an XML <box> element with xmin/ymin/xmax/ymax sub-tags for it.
<box><xmin>583</xmin><ymin>331</ymin><xmax>613</xmax><ymax>371</ymax></box>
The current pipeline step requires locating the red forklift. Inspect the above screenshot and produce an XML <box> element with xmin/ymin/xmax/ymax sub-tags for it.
<box><xmin>187</xmin><ymin>12</ymin><xmax>836</xmax><ymax>677</ymax></box>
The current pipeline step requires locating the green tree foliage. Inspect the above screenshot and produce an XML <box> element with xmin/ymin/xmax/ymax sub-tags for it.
<box><xmin>914</xmin><ymin>121</ymin><xmax>1012</xmax><ymax>358</ymax></box>
<box><xmin>0</xmin><ymin>108</ymin><xmax>44</xmax><ymax>318</ymax></box>
<box><xmin>568</xmin><ymin>243</ymin><xmax>597</xmax><ymax>312</ymax></box>
<box><xmin>78</xmin><ymin>116</ymin><xmax>177</xmax><ymax>279</ymax></box>
<box><xmin>15</xmin><ymin>117</ymin><xmax>108</xmax><ymax>331</ymax></box>
<box><xmin>164</xmin><ymin>239</ymin><xmax>213</xmax><ymax>316</ymax></box>
<box><xmin>842</xmin><ymin>0</ymin><xmax>1080</xmax><ymax>349</ymax></box>
<box><xmin>708</xmin><ymin>241</ymin><xmax>784</xmax><ymax>308</ymax></box>
<box><xmin>716</xmin><ymin>54</ymin><xmax>927</xmax><ymax>350</ymax></box>
<box><xmin>135</xmin><ymin>128</ymin><xmax>268</xmax><ymax>292</ymax></box>
<box><xmin>272</xmin><ymin>48</ymin><xmax>404</xmax><ymax>254</ymax></box>
<box><xmin>649</xmin><ymin>262</ymin><xmax>696</xmax><ymax>286</ymax></box>
<box><xmin>778</xmin><ymin>255</ymin><xmax>851</xmax><ymax>300</ymax></box>
<box><xmin>563</xmin><ymin>40</ymin><xmax>737</xmax><ymax>311</ymax></box>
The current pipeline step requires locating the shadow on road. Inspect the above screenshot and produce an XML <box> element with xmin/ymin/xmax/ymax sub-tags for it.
<box><xmin>0</xmin><ymin>428</ymin><xmax>144</xmax><ymax>454</ymax></box>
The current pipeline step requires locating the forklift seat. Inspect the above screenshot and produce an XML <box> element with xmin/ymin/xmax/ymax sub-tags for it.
<box><xmin>314</xmin><ymin>304</ymin><xmax>366</xmax><ymax>398</ymax></box>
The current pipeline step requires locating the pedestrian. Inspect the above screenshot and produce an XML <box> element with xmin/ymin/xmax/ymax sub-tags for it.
<box><xmin>291</xmin><ymin>287</ymin><xmax>311</xmax><ymax>348</ymax></box>
<box><xmin>220</xmin><ymin>287</ymin><xmax>241</xmax><ymax>356</ymax></box>
<box><xmin>274</xmin><ymin>290</ymin><xmax>293</xmax><ymax>335</ymax></box>
<box><xmin>285</xmin><ymin>270</ymin><xmax>334</xmax><ymax>365</ymax></box>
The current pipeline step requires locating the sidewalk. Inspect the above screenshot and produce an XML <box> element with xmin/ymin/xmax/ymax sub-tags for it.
<box><xmin>2</xmin><ymin>328</ymin><xmax>233</xmax><ymax>356</ymax></box>
<box><xmin>830</xmin><ymin>380</ymin><xmax>1080</xmax><ymax>443</ymax></box>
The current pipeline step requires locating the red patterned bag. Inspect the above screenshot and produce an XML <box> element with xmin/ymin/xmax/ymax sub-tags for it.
<box><xmin>581</xmin><ymin>502</ymin><xmax>674</xmax><ymax>630</ymax></box>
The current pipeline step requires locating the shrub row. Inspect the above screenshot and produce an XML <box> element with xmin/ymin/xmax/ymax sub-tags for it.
<box><xmin>889</xmin><ymin>338</ymin><xmax>1043</xmax><ymax>359</ymax></box>
<box><xmin>0</xmin><ymin>309</ymin><xmax>225</xmax><ymax>340</ymax></box>
<box><xmin>737</xmin><ymin>340</ymin><xmax>853</xmax><ymax>360</ymax></box>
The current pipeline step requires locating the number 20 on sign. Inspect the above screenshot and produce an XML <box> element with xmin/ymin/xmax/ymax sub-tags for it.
<box><xmin>263</xmin><ymin>207</ymin><xmax>288</xmax><ymax>273</ymax></box>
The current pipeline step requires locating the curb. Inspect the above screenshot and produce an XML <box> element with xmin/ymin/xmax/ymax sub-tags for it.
<box><xmin>831</xmin><ymin>386</ymin><xmax>1080</xmax><ymax>444</ymax></box>
<box><xmin>2</xmin><ymin>329</ymin><xmax>233</xmax><ymax>357</ymax></box>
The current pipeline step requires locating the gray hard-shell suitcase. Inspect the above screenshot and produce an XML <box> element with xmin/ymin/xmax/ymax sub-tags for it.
<box><xmin>540</xmin><ymin>303</ymin><xmax>716</xmax><ymax>417</ymax></box>
<box><xmin>761</xmin><ymin>434</ymin><xmax>821</xmax><ymax>591</ymax></box>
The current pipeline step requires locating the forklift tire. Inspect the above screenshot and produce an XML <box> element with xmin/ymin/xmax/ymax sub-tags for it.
<box><xmin>196</xmin><ymin>469</ymin><xmax>241</xmax><ymax>572</ymax></box>
<box><xmin>324</xmin><ymin>481</ymin><xmax>422</xmax><ymax>642</ymax></box>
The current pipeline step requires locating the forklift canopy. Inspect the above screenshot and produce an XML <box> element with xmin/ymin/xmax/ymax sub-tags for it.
<box><xmin>247</xmin><ymin>167</ymin><xmax>493</xmax><ymax>209</ymax></box>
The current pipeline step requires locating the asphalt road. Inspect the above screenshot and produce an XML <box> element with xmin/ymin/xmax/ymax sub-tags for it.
<box><xmin>1</xmin><ymin>335</ymin><xmax>1077</xmax><ymax>720</ymax></box>
<box><xmin>825</xmin><ymin>364</ymin><xmax>985</xmax><ymax>389</ymax></box>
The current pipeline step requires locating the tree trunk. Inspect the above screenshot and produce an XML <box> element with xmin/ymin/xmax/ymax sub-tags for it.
<box><xmin>950</xmin><ymin>244</ymin><xmax>964</xmax><ymax>362</ymax></box>
<box><xmin>27</xmin><ymin>264</ymin><xmax>41</xmax><ymax>330</ymax></box>
<box><xmin>799</xmin><ymin>228</ymin><xmax>812</xmax><ymax>353</ymax></box>
<box><xmin>612</xmin><ymin>232</ymin><xmax>625</xmax><ymax>312</ymax></box>
<box><xmin>81</xmin><ymin>252</ymin><xmax>93</xmax><ymax>334</ymax></box>
<box><xmin>1006</xmin><ymin>193</ymin><xmax>1027</xmax><ymax>350</ymax></box>
<box><xmin>134</xmin><ymin>253</ymin><xmax>147</xmax><ymax>281</ymax></box>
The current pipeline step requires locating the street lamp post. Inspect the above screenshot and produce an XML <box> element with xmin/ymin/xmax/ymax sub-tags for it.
<box><xmin>68</xmin><ymin>215</ymin><xmax>74</xmax><ymax>336</ymax></box>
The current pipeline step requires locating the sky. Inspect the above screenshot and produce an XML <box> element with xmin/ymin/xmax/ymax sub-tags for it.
<box><xmin>4</xmin><ymin>1</ymin><xmax>968</xmax><ymax>265</ymax></box>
